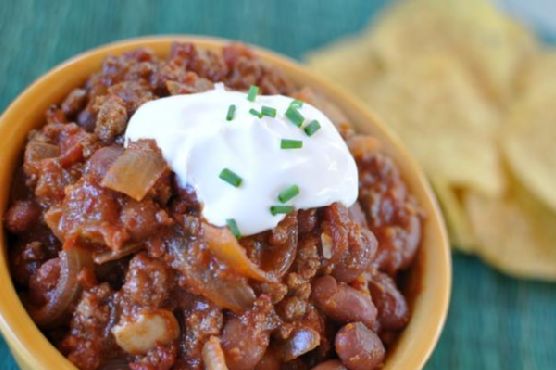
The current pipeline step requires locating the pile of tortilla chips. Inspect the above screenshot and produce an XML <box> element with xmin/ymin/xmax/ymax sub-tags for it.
<box><xmin>307</xmin><ymin>0</ymin><xmax>556</xmax><ymax>280</ymax></box>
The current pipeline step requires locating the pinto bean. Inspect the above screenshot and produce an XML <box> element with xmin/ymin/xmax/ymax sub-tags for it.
<box><xmin>311</xmin><ymin>275</ymin><xmax>376</xmax><ymax>329</ymax></box>
<box><xmin>335</xmin><ymin>322</ymin><xmax>385</xmax><ymax>370</ymax></box>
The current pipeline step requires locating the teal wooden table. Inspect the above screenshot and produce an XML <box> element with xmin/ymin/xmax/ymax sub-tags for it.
<box><xmin>1</xmin><ymin>1</ymin><xmax>555</xmax><ymax>369</ymax></box>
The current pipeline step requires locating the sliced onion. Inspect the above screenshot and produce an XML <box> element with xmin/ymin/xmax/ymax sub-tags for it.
<box><xmin>321</xmin><ymin>232</ymin><xmax>333</xmax><ymax>259</ymax></box>
<box><xmin>202</xmin><ymin>336</ymin><xmax>229</xmax><ymax>370</ymax></box>
<box><xmin>167</xmin><ymin>231</ymin><xmax>256</xmax><ymax>313</ymax></box>
<box><xmin>24</xmin><ymin>141</ymin><xmax>60</xmax><ymax>168</ymax></box>
<box><xmin>203</xmin><ymin>223</ymin><xmax>273</xmax><ymax>282</ymax></box>
<box><xmin>100</xmin><ymin>141</ymin><xmax>167</xmax><ymax>201</ymax></box>
<box><xmin>93</xmin><ymin>243</ymin><xmax>144</xmax><ymax>264</ymax></box>
<box><xmin>44</xmin><ymin>206</ymin><xmax>63</xmax><ymax>240</ymax></box>
<box><xmin>199</xmin><ymin>277</ymin><xmax>257</xmax><ymax>314</ymax></box>
<box><xmin>28</xmin><ymin>239</ymin><xmax>91</xmax><ymax>327</ymax></box>
<box><xmin>260</xmin><ymin>213</ymin><xmax>298</xmax><ymax>280</ymax></box>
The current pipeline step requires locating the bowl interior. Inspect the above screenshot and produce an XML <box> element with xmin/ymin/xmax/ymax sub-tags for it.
<box><xmin>0</xmin><ymin>37</ymin><xmax>451</xmax><ymax>370</ymax></box>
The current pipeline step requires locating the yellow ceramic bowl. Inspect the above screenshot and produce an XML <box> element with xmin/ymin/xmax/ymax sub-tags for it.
<box><xmin>0</xmin><ymin>37</ymin><xmax>451</xmax><ymax>370</ymax></box>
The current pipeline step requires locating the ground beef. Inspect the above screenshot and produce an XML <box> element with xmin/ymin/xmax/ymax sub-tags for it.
<box><xmin>179</xmin><ymin>296</ymin><xmax>224</xmax><ymax>370</ymax></box>
<box><xmin>61</xmin><ymin>284</ymin><xmax>115</xmax><ymax>370</ymax></box>
<box><xmin>121</xmin><ymin>253</ymin><xmax>173</xmax><ymax>309</ymax></box>
<box><xmin>5</xmin><ymin>42</ymin><xmax>422</xmax><ymax>370</ymax></box>
<box><xmin>95</xmin><ymin>96</ymin><xmax>128</xmax><ymax>143</ymax></box>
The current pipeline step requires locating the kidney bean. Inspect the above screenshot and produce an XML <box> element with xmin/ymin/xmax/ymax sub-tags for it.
<box><xmin>355</xmin><ymin>151</ymin><xmax>422</xmax><ymax>275</ymax></box>
<box><xmin>61</xmin><ymin>89</ymin><xmax>88</xmax><ymax>118</ymax></box>
<box><xmin>347</xmin><ymin>202</ymin><xmax>367</xmax><ymax>227</ymax></box>
<box><xmin>321</xmin><ymin>204</ymin><xmax>349</xmax><ymax>264</ymax></box>
<box><xmin>298</xmin><ymin>208</ymin><xmax>318</xmax><ymax>234</ymax></box>
<box><xmin>335</xmin><ymin>322</ymin><xmax>385</xmax><ymax>370</ymax></box>
<box><xmin>333</xmin><ymin>226</ymin><xmax>377</xmax><ymax>283</ymax></box>
<box><xmin>221</xmin><ymin>296</ymin><xmax>280</xmax><ymax>370</ymax></box>
<box><xmin>282</xmin><ymin>327</ymin><xmax>321</xmax><ymax>361</ymax></box>
<box><xmin>311</xmin><ymin>275</ymin><xmax>376</xmax><ymax>329</ymax></box>
<box><xmin>254</xmin><ymin>350</ymin><xmax>281</xmax><ymax>370</ymax></box>
<box><xmin>84</xmin><ymin>146</ymin><xmax>123</xmax><ymax>184</ymax></box>
<box><xmin>368</xmin><ymin>271</ymin><xmax>409</xmax><ymax>331</ymax></box>
<box><xmin>311</xmin><ymin>360</ymin><xmax>347</xmax><ymax>370</ymax></box>
<box><xmin>28</xmin><ymin>257</ymin><xmax>60</xmax><ymax>306</ymax></box>
<box><xmin>374</xmin><ymin>211</ymin><xmax>421</xmax><ymax>274</ymax></box>
<box><xmin>5</xmin><ymin>200</ymin><xmax>41</xmax><ymax>233</ymax></box>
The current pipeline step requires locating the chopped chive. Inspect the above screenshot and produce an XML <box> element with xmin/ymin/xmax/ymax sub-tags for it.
<box><xmin>280</xmin><ymin>139</ymin><xmax>303</xmax><ymax>149</ymax></box>
<box><xmin>286</xmin><ymin>106</ymin><xmax>304</xmax><ymax>127</ymax></box>
<box><xmin>304</xmin><ymin>120</ymin><xmax>321</xmax><ymax>136</ymax></box>
<box><xmin>219</xmin><ymin>168</ymin><xmax>242</xmax><ymax>187</ymax></box>
<box><xmin>278</xmin><ymin>184</ymin><xmax>299</xmax><ymax>203</ymax></box>
<box><xmin>226</xmin><ymin>218</ymin><xmax>241</xmax><ymax>238</ymax></box>
<box><xmin>249</xmin><ymin>108</ymin><xmax>261</xmax><ymax>117</ymax></box>
<box><xmin>289</xmin><ymin>99</ymin><xmax>303</xmax><ymax>108</ymax></box>
<box><xmin>270</xmin><ymin>205</ymin><xmax>295</xmax><ymax>216</ymax></box>
<box><xmin>226</xmin><ymin>104</ymin><xmax>236</xmax><ymax>121</ymax></box>
<box><xmin>247</xmin><ymin>85</ymin><xmax>259</xmax><ymax>102</ymax></box>
<box><xmin>261</xmin><ymin>105</ymin><xmax>277</xmax><ymax>117</ymax></box>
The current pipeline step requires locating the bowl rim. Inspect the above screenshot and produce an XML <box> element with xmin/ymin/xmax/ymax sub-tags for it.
<box><xmin>0</xmin><ymin>36</ymin><xmax>451</xmax><ymax>370</ymax></box>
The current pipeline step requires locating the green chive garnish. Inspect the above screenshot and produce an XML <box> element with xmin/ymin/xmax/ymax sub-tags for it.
<box><xmin>226</xmin><ymin>218</ymin><xmax>241</xmax><ymax>238</ymax></box>
<box><xmin>261</xmin><ymin>105</ymin><xmax>277</xmax><ymax>117</ymax></box>
<box><xmin>219</xmin><ymin>168</ymin><xmax>242</xmax><ymax>187</ymax></box>
<box><xmin>270</xmin><ymin>205</ymin><xmax>295</xmax><ymax>216</ymax></box>
<box><xmin>286</xmin><ymin>106</ymin><xmax>304</xmax><ymax>127</ymax></box>
<box><xmin>290</xmin><ymin>99</ymin><xmax>303</xmax><ymax>108</ymax></box>
<box><xmin>304</xmin><ymin>120</ymin><xmax>321</xmax><ymax>136</ymax></box>
<box><xmin>247</xmin><ymin>85</ymin><xmax>259</xmax><ymax>102</ymax></box>
<box><xmin>249</xmin><ymin>108</ymin><xmax>261</xmax><ymax>117</ymax></box>
<box><xmin>280</xmin><ymin>139</ymin><xmax>303</xmax><ymax>149</ymax></box>
<box><xmin>278</xmin><ymin>185</ymin><xmax>299</xmax><ymax>203</ymax></box>
<box><xmin>226</xmin><ymin>104</ymin><xmax>236</xmax><ymax>121</ymax></box>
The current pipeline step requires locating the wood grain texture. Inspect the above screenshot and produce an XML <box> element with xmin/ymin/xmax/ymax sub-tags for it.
<box><xmin>0</xmin><ymin>1</ymin><xmax>554</xmax><ymax>369</ymax></box>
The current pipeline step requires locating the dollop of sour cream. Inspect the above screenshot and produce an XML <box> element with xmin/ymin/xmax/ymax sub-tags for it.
<box><xmin>125</xmin><ymin>85</ymin><xmax>358</xmax><ymax>236</ymax></box>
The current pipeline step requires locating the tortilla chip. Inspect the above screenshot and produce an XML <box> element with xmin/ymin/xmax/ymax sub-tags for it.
<box><xmin>367</xmin><ymin>0</ymin><xmax>537</xmax><ymax>105</ymax></box>
<box><xmin>430</xmin><ymin>177</ymin><xmax>475</xmax><ymax>250</ymax></box>
<box><xmin>306</xmin><ymin>37</ymin><xmax>383</xmax><ymax>97</ymax></box>
<box><xmin>464</xmin><ymin>183</ymin><xmax>556</xmax><ymax>280</ymax></box>
<box><xmin>515</xmin><ymin>52</ymin><xmax>556</xmax><ymax>101</ymax></box>
<box><xmin>306</xmin><ymin>0</ymin><xmax>555</xmax><ymax>279</ymax></box>
<box><xmin>360</xmin><ymin>53</ymin><xmax>504</xmax><ymax>196</ymax></box>
<box><xmin>504</xmin><ymin>85</ymin><xmax>556</xmax><ymax>212</ymax></box>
